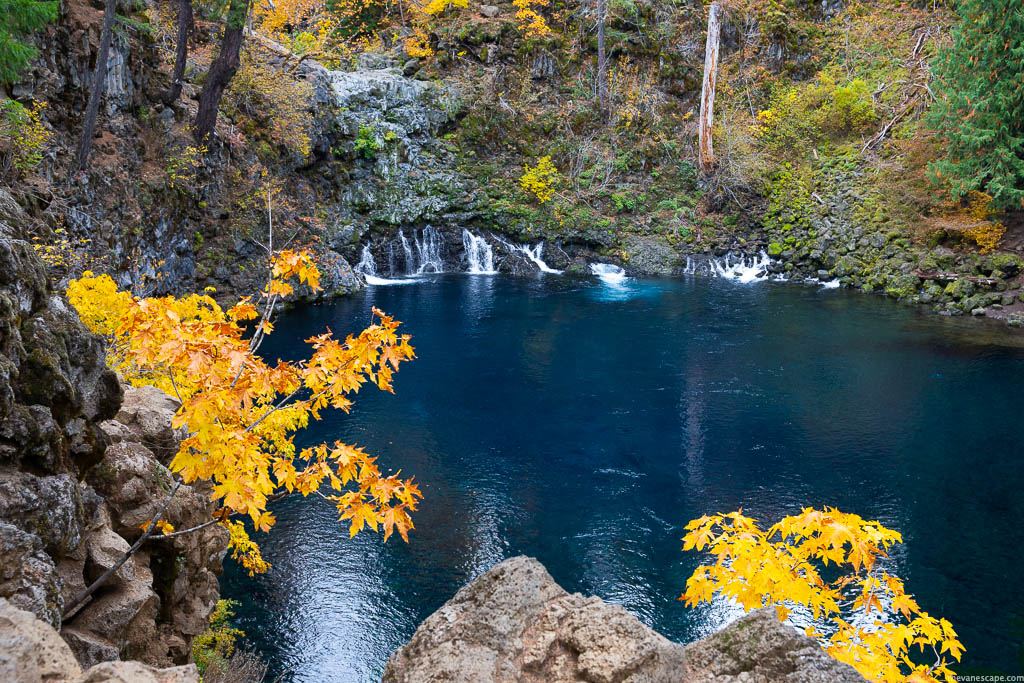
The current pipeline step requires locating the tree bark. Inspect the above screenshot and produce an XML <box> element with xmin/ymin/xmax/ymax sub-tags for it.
<box><xmin>161</xmin><ymin>0</ymin><xmax>193</xmax><ymax>105</ymax></box>
<box><xmin>74</xmin><ymin>0</ymin><xmax>117</xmax><ymax>173</ymax></box>
<box><xmin>697</xmin><ymin>0</ymin><xmax>722</xmax><ymax>173</ymax></box>
<box><xmin>596</xmin><ymin>0</ymin><xmax>608</xmax><ymax>122</ymax></box>
<box><xmin>193</xmin><ymin>0</ymin><xmax>250</xmax><ymax>143</ymax></box>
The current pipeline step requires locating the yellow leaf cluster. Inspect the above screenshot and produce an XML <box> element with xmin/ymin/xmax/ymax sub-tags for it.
<box><xmin>66</xmin><ymin>250</ymin><xmax>421</xmax><ymax>575</ymax></box>
<box><xmin>512</xmin><ymin>0</ymin><xmax>551</xmax><ymax>38</ymax></box>
<box><xmin>520</xmin><ymin>155</ymin><xmax>559</xmax><ymax>203</ymax></box>
<box><xmin>400</xmin><ymin>0</ymin><xmax>468</xmax><ymax>58</ymax></box>
<box><xmin>680</xmin><ymin>508</ymin><xmax>963</xmax><ymax>682</ymax></box>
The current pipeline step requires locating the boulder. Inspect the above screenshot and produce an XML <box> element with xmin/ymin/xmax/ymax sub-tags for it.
<box><xmin>383</xmin><ymin>556</ymin><xmax>865</xmax><ymax>682</ymax></box>
<box><xmin>0</xmin><ymin>598</ymin><xmax>199</xmax><ymax>683</ymax></box>
<box><xmin>0</xmin><ymin>597</ymin><xmax>82</xmax><ymax>681</ymax></box>
<box><xmin>104</xmin><ymin>385</ymin><xmax>183</xmax><ymax>464</ymax></box>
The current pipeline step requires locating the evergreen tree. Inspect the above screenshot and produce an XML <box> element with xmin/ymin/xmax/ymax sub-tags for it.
<box><xmin>0</xmin><ymin>0</ymin><xmax>58</xmax><ymax>82</ymax></box>
<box><xmin>928</xmin><ymin>0</ymin><xmax>1024</xmax><ymax>210</ymax></box>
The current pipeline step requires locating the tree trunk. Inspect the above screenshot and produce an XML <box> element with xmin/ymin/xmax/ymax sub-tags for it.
<box><xmin>697</xmin><ymin>0</ymin><xmax>722</xmax><ymax>173</ymax></box>
<box><xmin>193</xmin><ymin>0</ymin><xmax>250</xmax><ymax>143</ymax></box>
<box><xmin>74</xmin><ymin>0</ymin><xmax>117</xmax><ymax>173</ymax></box>
<box><xmin>161</xmin><ymin>0</ymin><xmax>193</xmax><ymax>105</ymax></box>
<box><xmin>596</xmin><ymin>0</ymin><xmax>608</xmax><ymax>122</ymax></box>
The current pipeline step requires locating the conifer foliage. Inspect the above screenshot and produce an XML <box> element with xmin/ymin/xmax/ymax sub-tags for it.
<box><xmin>0</xmin><ymin>0</ymin><xmax>58</xmax><ymax>82</ymax></box>
<box><xmin>929</xmin><ymin>0</ymin><xmax>1024</xmax><ymax>210</ymax></box>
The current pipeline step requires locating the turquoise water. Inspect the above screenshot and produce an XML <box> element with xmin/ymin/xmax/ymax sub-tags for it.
<box><xmin>223</xmin><ymin>274</ymin><xmax>1024</xmax><ymax>680</ymax></box>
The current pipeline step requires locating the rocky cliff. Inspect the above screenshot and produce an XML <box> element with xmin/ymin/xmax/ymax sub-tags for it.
<box><xmin>0</xmin><ymin>190</ymin><xmax>228</xmax><ymax>670</ymax></box>
<box><xmin>383</xmin><ymin>556</ymin><xmax>865</xmax><ymax>682</ymax></box>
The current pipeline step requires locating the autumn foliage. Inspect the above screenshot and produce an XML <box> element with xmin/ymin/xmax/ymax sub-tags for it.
<box><xmin>66</xmin><ymin>250</ymin><xmax>420</xmax><ymax>574</ymax></box>
<box><xmin>681</xmin><ymin>508</ymin><xmax>962</xmax><ymax>682</ymax></box>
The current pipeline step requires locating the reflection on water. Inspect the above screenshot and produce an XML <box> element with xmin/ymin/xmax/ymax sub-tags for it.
<box><xmin>224</xmin><ymin>275</ymin><xmax>1024</xmax><ymax>681</ymax></box>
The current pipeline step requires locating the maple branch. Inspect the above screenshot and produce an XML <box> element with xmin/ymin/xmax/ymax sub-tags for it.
<box><xmin>244</xmin><ymin>387</ymin><xmax>306</xmax><ymax>434</ymax></box>
<box><xmin>150</xmin><ymin>517</ymin><xmax>222</xmax><ymax>540</ymax></box>
<box><xmin>62</xmin><ymin>480</ymin><xmax>182</xmax><ymax>623</ymax></box>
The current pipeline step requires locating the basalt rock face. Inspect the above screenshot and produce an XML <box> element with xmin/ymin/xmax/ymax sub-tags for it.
<box><xmin>383</xmin><ymin>556</ymin><xmax>865</xmax><ymax>683</ymax></box>
<box><xmin>0</xmin><ymin>202</ymin><xmax>228</xmax><ymax>670</ymax></box>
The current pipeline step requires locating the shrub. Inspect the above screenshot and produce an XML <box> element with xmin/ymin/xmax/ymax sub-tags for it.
<box><xmin>0</xmin><ymin>99</ymin><xmax>51</xmax><ymax>175</ymax></box>
<box><xmin>165</xmin><ymin>143</ymin><xmax>207</xmax><ymax>194</ymax></box>
<box><xmin>753</xmin><ymin>69</ymin><xmax>876</xmax><ymax>153</ymax></box>
<box><xmin>681</xmin><ymin>508</ymin><xmax>963</xmax><ymax>682</ymax></box>
<box><xmin>192</xmin><ymin>600</ymin><xmax>245</xmax><ymax>677</ymax></box>
<box><xmin>354</xmin><ymin>124</ymin><xmax>381</xmax><ymax>160</ymax></box>
<box><xmin>520</xmin><ymin>155</ymin><xmax>560</xmax><ymax>203</ymax></box>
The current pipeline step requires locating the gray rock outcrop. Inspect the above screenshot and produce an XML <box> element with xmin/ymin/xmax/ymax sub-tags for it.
<box><xmin>0</xmin><ymin>598</ymin><xmax>198</xmax><ymax>683</ymax></box>
<box><xmin>383</xmin><ymin>556</ymin><xmax>865</xmax><ymax>682</ymax></box>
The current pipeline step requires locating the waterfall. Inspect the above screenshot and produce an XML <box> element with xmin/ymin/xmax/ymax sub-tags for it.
<box><xmin>517</xmin><ymin>242</ymin><xmax>562</xmax><ymax>274</ymax></box>
<box><xmin>590</xmin><ymin>263</ymin><xmax>628</xmax><ymax>286</ymax></box>
<box><xmin>711</xmin><ymin>251</ymin><xmax>772</xmax><ymax>283</ymax></box>
<box><xmin>492</xmin><ymin>236</ymin><xmax>562</xmax><ymax>274</ymax></box>
<box><xmin>414</xmin><ymin>226</ymin><xmax>444</xmax><ymax>273</ymax></box>
<box><xmin>355</xmin><ymin>245</ymin><xmax>376</xmax><ymax>275</ymax></box>
<box><xmin>398</xmin><ymin>231</ymin><xmax>414</xmax><ymax>273</ymax></box>
<box><xmin>462</xmin><ymin>230</ymin><xmax>496</xmax><ymax>274</ymax></box>
<box><xmin>682</xmin><ymin>251</ymin><xmax>773</xmax><ymax>283</ymax></box>
<box><xmin>355</xmin><ymin>244</ymin><xmax>417</xmax><ymax>285</ymax></box>
<box><xmin>386</xmin><ymin>226</ymin><xmax>445</xmax><ymax>275</ymax></box>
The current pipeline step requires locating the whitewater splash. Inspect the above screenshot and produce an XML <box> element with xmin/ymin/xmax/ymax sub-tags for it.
<box><xmin>590</xmin><ymin>263</ymin><xmax>629</xmax><ymax>286</ymax></box>
<box><xmin>462</xmin><ymin>230</ymin><xmax>496</xmax><ymax>274</ymax></box>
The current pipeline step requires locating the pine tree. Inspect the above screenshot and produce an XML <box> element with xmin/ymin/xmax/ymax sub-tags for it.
<box><xmin>0</xmin><ymin>0</ymin><xmax>58</xmax><ymax>82</ymax></box>
<box><xmin>928</xmin><ymin>0</ymin><xmax>1024</xmax><ymax>210</ymax></box>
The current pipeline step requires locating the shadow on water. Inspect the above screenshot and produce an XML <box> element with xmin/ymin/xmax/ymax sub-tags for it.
<box><xmin>223</xmin><ymin>274</ymin><xmax>1024</xmax><ymax>681</ymax></box>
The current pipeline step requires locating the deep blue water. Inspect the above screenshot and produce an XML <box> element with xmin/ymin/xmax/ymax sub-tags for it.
<box><xmin>223</xmin><ymin>274</ymin><xmax>1024</xmax><ymax>680</ymax></box>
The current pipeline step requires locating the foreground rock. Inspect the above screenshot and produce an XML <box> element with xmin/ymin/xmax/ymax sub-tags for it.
<box><xmin>383</xmin><ymin>556</ymin><xmax>864</xmax><ymax>682</ymax></box>
<box><xmin>0</xmin><ymin>598</ymin><xmax>197</xmax><ymax>682</ymax></box>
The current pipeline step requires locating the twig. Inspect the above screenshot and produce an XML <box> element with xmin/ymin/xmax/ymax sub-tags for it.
<box><xmin>62</xmin><ymin>481</ymin><xmax>183</xmax><ymax>623</ymax></box>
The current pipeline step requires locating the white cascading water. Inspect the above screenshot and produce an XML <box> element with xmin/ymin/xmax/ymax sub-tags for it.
<box><xmin>355</xmin><ymin>245</ymin><xmax>376</xmax><ymax>275</ymax></box>
<box><xmin>414</xmin><ymin>226</ymin><xmax>444</xmax><ymax>273</ymax></box>
<box><xmin>386</xmin><ymin>226</ymin><xmax>445</xmax><ymax>275</ymax></box>
<box><xmin>590</xmin><ymin>263</ymin><xmax>629</xmax><ymax>286</ymax></box>
<box><xmin>518</xmin><ymin>242</ymin><xmax>562</xmax><ymax>274</ymax></box>
<box><xmin>712</xmin><ymin>251</ymin><xmax>772</xmax><ymax>283</ymax></box>
<box><xmin>492</xmin><ymin>235</ymin><xmax>563</xmax><ymax>274</ymax></box>
<box><xmin>398</xmin><ymin>230</ymin><xmax>414</xmax><ymax>272</ymax></box>
<box><xmin>682</xmin><ymin>251</ymin><xmax>773</xmax><ymax>283</ymax></box>
<box><xmin>355</xmin><ymin>244</ymin><xmax>417</xmax><ymax>285</ymax></box>
<box><xmin>462</xmin><ymin>229</ymin><xmax>496</xmax><ymax>274</ymax></box>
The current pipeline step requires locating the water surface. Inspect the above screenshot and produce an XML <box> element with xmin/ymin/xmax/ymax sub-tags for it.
<box><xmin>224</xmin><ymin>274</ymin><xmax>1024</xmax><ymax>680</ymax></box>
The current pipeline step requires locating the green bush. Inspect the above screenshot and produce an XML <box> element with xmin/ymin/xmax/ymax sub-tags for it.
<box><xmin>354</xmin><ymin>124</ymin><xmax>381</xmax><ymax>160</ymax></box>
<box><xmin>192</xmin><ymin>599</ymin><xmax>244</xmax><ymax>677</ymax></box>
